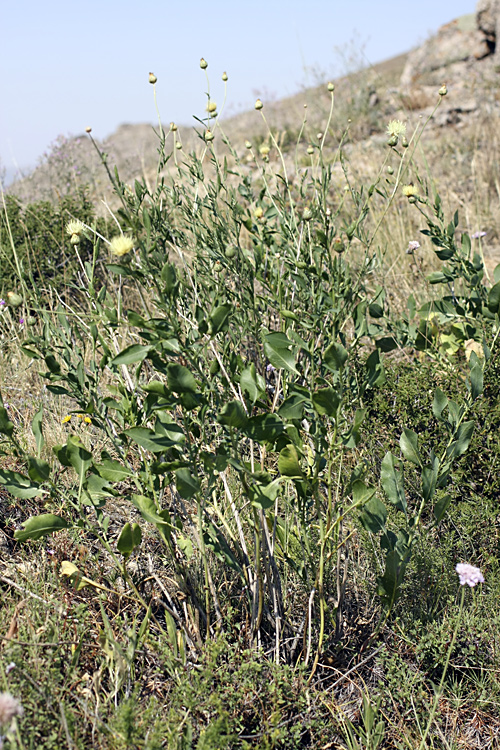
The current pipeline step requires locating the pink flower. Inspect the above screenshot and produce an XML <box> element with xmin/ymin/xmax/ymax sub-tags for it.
<box><xmin>471</xmin><ymin>231</ymin><xmax>487</xmax><ymax>239</ymax></box>
<box><xmin>455</xmin><ymin>563</ymin><xmax>484</xmax><ymax>587</ymax></box>
<box><xmin>0</xmin><ymin>692</ymin><xmax>23</xmax><ymax>727</ymax></box>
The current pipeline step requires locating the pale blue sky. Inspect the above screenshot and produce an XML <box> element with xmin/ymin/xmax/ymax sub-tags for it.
<box><xmin>1</xmin><ymin>0</ymin><xmax>475</xmax><ymax>179</ymax></box>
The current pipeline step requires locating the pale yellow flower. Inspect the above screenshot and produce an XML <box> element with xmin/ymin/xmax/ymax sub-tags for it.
<box><xmin>109</xmin><ymin>235</ymin><xmax>134</xmax><ymax>257</ymax></box>
<box><xmin>66</xmin><ymin>220</ymin><xmax>84</xmax><ymax>237</ymax></box>
<box><xmin>402</xmin><ymin>185</ymin><xmax>419</xmax><ymax>198</ymax></box>
<box><xmin>386</xmin><ymin>120</ymin><xmax>406</xmax><ymax>139</ymax></box>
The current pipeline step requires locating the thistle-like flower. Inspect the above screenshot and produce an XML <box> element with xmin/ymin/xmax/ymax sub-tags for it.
<box><xmin>66</xmin><ymin>220</ymin><xmax>84</xmax><ymax>237</ymax></box>
<box><xmin>109</xmin><ymin>235</ymin><xmax>134</xmax><ymax>257</ymax></box>
<box><xmin>386</xmin><ymin>120</ymin><xmax>406</xmax><ymax>139</ymax></box>
<box><xmin>407</xmin><ymin>240</ymin><xmax>420</xmax><ymax>254</ymax></box>
<box><xmin>455</xmin><ymin>563</ymin><xmax>484</xmax><ymax>587</ymax></box>
<box><xmin>402</xmin><ymin>185</ymin><xmax>419</xmax><ymax>198</ymax></box>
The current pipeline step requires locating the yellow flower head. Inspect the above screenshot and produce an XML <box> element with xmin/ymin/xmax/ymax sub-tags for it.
<box><xmin>386</xmin><ymin>120</ymin><xmax>406</xmax><ymax>140</ymax></box>
<box><xmin>62</xmin><ymin>415</ymin><xmax>72</xmax><ymax>424</ymax></box>
<box><xmin>109</xmin><ymin>235</ymin><xmax>134</xmax><ymax>257</ymax></box>
<box><xmin>66</xmin><ymin>220</ymin><xmax>84</xmax><ymax>237</ymax></box>
<box><xmin>402</xmin><ymin>184</ymin><xmax>419</xmax><ymax>198</ymax></box>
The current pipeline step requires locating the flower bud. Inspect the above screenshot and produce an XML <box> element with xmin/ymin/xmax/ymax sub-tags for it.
<box><xmin>439</xmin><ymin>84</ymin><xmax>447</xmax><ymax>97</ymax></box>
<box><xmin>204</xmin><ymin>129</ymin><xmax>214</xmax><ymax>142</ymax></box>
<box><xmin>254</xmin><ymin>207</ymin><xmax>264</xmax><ymax>219</ymax></box>
<box><xmin>85</xmin><ymin>126</ymin><xmax>92</xmax><ymax>134</ymax></box>
<box><xmin>307</xmin><ymin>145</ymin><xmax>314</xmax><ymax>155</ymax></box>
<box><xmin>387</xmin><ymin>135</ymin><xmax>398</xmax><ymax>147</ymax></box>
<box><xmin>148</xmin><ymin>72</ymin><xmax>157</xmax><ymax>84</ymax></box>
<box><xmin>259</xmin><ymin>144</ymin><xmax>270</xmax><ymax>156</ymax></box>
<box><xmin>254</xmin><ymin>98</ymin><xmax>263</xmax><ymax>110</ymax></box>
<box><xmin>317</xmin><ymin>132</ymin><xmax>323</xmax><ymax>141</ymax></box>
<box><xmin>170</xmin><ymin>122</ymin><xmax>178</xmax><ymax>131</ymax></box>
<box><xmin>70</xmin><ymin>234</ymin><xmax>81</xmax><ymax>245</ymax></box>
<box><xmin>332</xmin><ymin>236</ymin><xmax>345</xmax><ymax>254</ymax></box>
<box><xmin>245</xmin><ymin>140</ymin><xmax>252</xmax><ymax>149</ymax></box>
<box><xmin>302</xmin><ymin>207</ymin><xmax>313</xmax><ymax>221</ymax></box>
<box><xmin>222</xmin><ymin>71</ymin><xmax>228</xmax><ymax>81</ymax></box>
<box><xmin>7</xmin><ymin>291</ymin><xmax>23</xmax><ymax>308</ymax></box>
<box><xmin>200</xmin><ymin>58</ymin><xmax>208</xmax><ymax>69</ymax></box>
<box><xmin>387</xmin><ymin>165</ymin><xmax>394</xmax><ymax>175</ymax></box>
<box><xmin>327</xmin><ymin>82</ymin><xmax>335</xmax><ymax>92</ymax></box>
<box><xmin>207</xmin><ymin>100</ymin><xmax>217</xmax><ymax>113</ymax></box>
<box><xmin>176</xmin><ymin>142</ymin><xmax>182</xmax><ymax>150</ymax></box>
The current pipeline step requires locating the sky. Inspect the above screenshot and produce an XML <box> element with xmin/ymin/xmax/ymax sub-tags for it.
<box><xmin>1</xmin><ymin>0</ymin><xmax>475</xmax><ymax>181</ymax></box>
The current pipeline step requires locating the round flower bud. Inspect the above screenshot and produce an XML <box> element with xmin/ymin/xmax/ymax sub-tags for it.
<box><xmin>439</xmin><ymin>84</ymin><xmax>447</xmax><ymax>97</ymax></box>
<box><xmin>401</xmin><ymin>137</ymin><xmax>409</xmax><ymax>148</ymax></box>
<box><xmin>317</xmin><ymin>132</ymin><xmax>323</xmax><ymax>141</ymax></box>
<box><xmin>387</xmin><ymin>165</ymin><xmax>394</xmax><ymax>175</ymax></box>
<box><xmin>207</xmin><ymin>100</ymin><xmax>217</xmax><ymax>113</ymax></box>
<box><xmin>70</xmin><ymin>233</ymin><xmax>81</xmax><ymax>245</ymax></box>
<box><xmin>254</xmin><ymin>98</ymin><xmax>263</xmax><ymax>110</ymax></box>
<box><xmin>200</xmin><ymin>58</ymin><xmax>208</xmax><ymax>69</ymax></box>
<box><xmin>7</xmin><ymin>291</ymin><xmax>23</xmax><ymax>308</ymax></box>
<box><xmin>170</xmin><ymin>122</ymin><xmax>178</xmax><ymax>131</ymax></box>
<box><xmin>148</xmin><ymin>72</ymin><xmax>157</xmax><ymax>84</ymax></box>
<box><xmin>204</xmin><ymin>129</ymin><xmax>214</xmax><ymax>142</ymax></box>
<box><xmin>307</xmin><ymin>145</ymin><xmax>314</xmax><ymax>155</ymax></box>
<box><xmin>222</xmin><ymin>71</ymin><xmax>228</xmax><ymax>81</ymax></box>
<box><xmin>225</xmin><ymin>245</ymin><xmax>237</xmax><ymax>259</ymax></box>
<box><xmin>302</xmin><ymin>207</ymin><xmax>313</xmax><ymax>221</ymax></box>
<box><xmin>387</xmin><ymin>135</ymin><xmax>398</xmax><ymax>147</ymax></box>
<box><xmin>327</xmin><ymin>82</ymin><xmax>335</xmax><ymax>92</ymax></box>
<box><xmin>176</xmin><ymin>142</ymin><xmax>182</xmax><ymax>150</ymax></box>
<box><xmin>245</xmin><ymin>140</ymin><xmax>252</xmax><ymax>149</ymax></box>
<box><xmin>85</xmin><ymin>126</ymin><xmax>92</xmax><ymax>134</ymax></box>
<box><xmin>259</xmin><ymin>144</ymin><xmax>270</xmax><ymax>156</ymax></box>
<box><xmin>332</xmin><ymin>236</ymin><xmax>346</xmax><ymax>254</ymax></box>
<box><xmin>254</xmin><ymin>207</ymin><xmax>264</xmax><ymax>219</ymax></box>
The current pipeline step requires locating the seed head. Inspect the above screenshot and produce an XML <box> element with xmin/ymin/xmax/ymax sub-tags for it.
<box><xmin>254</xmin><ymin>98</ymin><xmax>263</xmax><ymax>111</ymax></box>
<box><xmin>109</xmin><ymin>235</ymin><xmax>134</xmax><ymax>257</ymax></box>
<box><xmin>200</xmin><ymin>58</ymin><xmax>208</xmax><ymax>70</ymax></box>
<box><xmin>148</xmin><ymin>72</ymin><xmax>157</xmax><ymax>84</ymax></box>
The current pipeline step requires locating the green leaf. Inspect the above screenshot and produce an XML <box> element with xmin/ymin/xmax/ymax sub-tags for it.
<box><xmin>352</xmin><ymin>480</ymin><xmax>377</xmax><ymax>506</ymax></box>
<box><xmin>311</xmin><ymin>387</ymin><xmax>340</xmax><ymax>417</ymax></box>
<box><xmin>469</xmin><ymin>358</ymin><xmax>483</xmax><ymax>401</ymax></box>
<box><xmin>487</xmin><ymin>280</ymin><xmax>500</xmax><ymax>314</ymax></box>
<box><xmin>323</xmin><ymin>341</ymin><xmax>348</xmax><ymax>372</ymax></box>
<box><xmin>14</xmin><ymin>514</ymin><xmax>68</xmax><ymax>541</ymax></box>
<box><xmin>446</xmin><ymin>420</ymin><xmax>475</xmax><ymax>459</ymax></box>
<box><xmin>422</xmin><ymin>463</ymin><xmax>438</xmax><ymax>504</ymax></box>
<box><xmin>66</xmin><ymin>436</ymin><xmax>93</xmax><ymax>479</ymax></box>
<box><xmin>175</xmin><ymin>467</ymin><xmax>201</xmax><ymax>499</ymax></box>
<box><xmin>123</xmin><ymin>427</ymin><xmax>177</xmax><ymax>453</ymax></box>
<box><xmin>111</xmin><ymin>344</ymin><xmax>152</xmax><ymax>366</ymax></box>
<box><xmin>359</xmin><ymin>495</ymin><xmax>387</xmax><ymax>534</ymax></box>
<box><xmin>247</xmin><ymin>477</ymin><xmax>281</xmax><ymax>510</ymax></box>
<box><xmin>278</xmin><ymin>445</ymin><xmax>303</xmax><ymax>478</ymax></box>
<box><xmin>44</xmin><ymin>354</ymin><xmax>61</xmax><ymax>374</ymax></box>
<box><xmin>31</xmin><ymin>405</ymin><xmax>44</xmax><ymax>455</ymax></box>
<box><xmin>0</xmin><ymin>469</ymin><xmax>43</xmax><ymax>498</ymax></box>
<box><xmin>263</xmin><ymin>332</ymin><xmax>298</xmax><ymax>374</ymax></box>
<box><xmin>27</xmin><ymin>457</ymin><xmax>51</xmax><ymax>483</ymax></box>
<box><xmin>243</xmin><ymin>413</ymin><xmax>284</xmax><ymax>444</ymax></box>
<box><xmin>240</xmin><ymin>364</ymin><xmax>265</xmax><ymax>403</ymax></box>
<box><xmin>0</xmin><ymin>406</ymin><xmax>14</xmax><ymax>438</ymax></box>
<box><xmin>399</xmin><ymin>428</ymin><xmax>421</xmax><ymax>467</ymax></box>
<box><xmin>117</xmin><ymin>522</ymin><xmax>142</xmax><ymax>557</ymax></box>
<box><xmin>209</xmin><ymin>304</ymin><xmax>232</xmax><ymax>335</ymax></box>
<box><xmin>380</xmin><ymin>452</ymin><xmax>406</xmax><ymax>512</ymax></box>
<box><xmin>167</xmin><ymin>363</ymin><xmax>198</xmax><ymax>394</ymax></box>
<box><xmin>130</xmin><ymin>494</ymin><xmax>172</xmax><ymax>543</ymax></box>
<box><xmin>278</xmin><ymin>392</ymin><xmax>310</xmax><ymax>420</ymax></box>
<box><xmin>95</xmin><ymin>459</ymin><xmax>132</xmax><ymax>482</ymax></box>
<box><xmin>217</xmin><ymin>400</ymin><xmax>248</xmax><ymax>429</ymax></box>
<box><xmin>432</xmin><ymin>388</ymin><xmax>448</xmax><ymax>421</ymax></box>
<box><xmin>433</xmin><ymin>493</ymin><xmax>452</xmax><ymax>523</ymax></box>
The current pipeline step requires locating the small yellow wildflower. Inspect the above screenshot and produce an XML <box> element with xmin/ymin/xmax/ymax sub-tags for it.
<box><xmin>109</xmin><ymin>235</ymin><xmax>134</xmax><ymax>257</ymax></box>
<box><xmin>62</xmin><ymin>415</ymin><xmax>72</xmax><ymax>424</ymax></box>
<box><xmin>402</xmin><ymin>184</ymin><xmax>419</xmax><ymax>198</ymax></box>
<box><xmin>66</xmin><ymin>220</ymin><xmax>84</xmax><ymax>236</ymax></box>
<box><xmin>386</xmin><ymin>120</ymin><xmax>406</xmax><ymax>140</ymax></box>
<box><xmin>259</xmin><ymin>144</ymin><xmax>270</xmax><ymax>157</ymax></box>
<box><xmin>83</xmin><ymin>416</ymin><xmax>92</xmax><ymax>424</ymax></box>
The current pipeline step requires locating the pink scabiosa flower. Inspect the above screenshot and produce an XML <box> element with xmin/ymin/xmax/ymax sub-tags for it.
<box><xmin>407</xmin><ymin>240</ymin><xmax>420</xmax><ymax>254</ymax></box>
<box><xmin>455</xmin><ymin>563</ymin><xmax>484</xmax><ymax>588</ymax></box>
